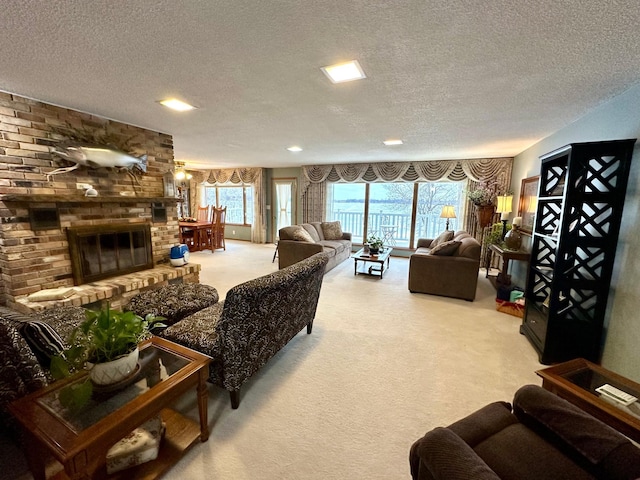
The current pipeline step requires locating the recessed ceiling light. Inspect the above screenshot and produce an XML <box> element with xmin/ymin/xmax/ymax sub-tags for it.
<box><xmin>287</xmin><ymin>146</ymin><xmax>303</xmax><ymax>152</ymax></box>
<box><xmin>321</xmin><ymin>60</ymin><xmax>366</xmax><ymax>84</ymax></box>
<box><xmin>383</xmin><ymin>139</ymin><xmax>404</xmax><ymax>146</ymax></box>
<box><xmin>158</xmin><ymin>98</ymin><xmax>197</xmax><ymax>112</ymax></box>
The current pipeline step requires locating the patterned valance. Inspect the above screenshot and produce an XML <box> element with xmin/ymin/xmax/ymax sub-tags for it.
<box><xmin>203</xmin><ymin>167</ymin><xmax>262</xmax><ymax>185</ymax></box>
<box><xmin>303</xmin><ymin>158</ymin><xmax>512</xmax><ymax>184</ymax></box>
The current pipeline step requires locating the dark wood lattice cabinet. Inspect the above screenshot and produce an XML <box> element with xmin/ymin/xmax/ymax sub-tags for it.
<box><xmin>520</xmin><ymin>139</ymin><xmax>636</xmax><ymax>364</ymax></box>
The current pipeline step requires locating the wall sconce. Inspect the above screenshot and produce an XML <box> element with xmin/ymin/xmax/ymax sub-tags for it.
<box><xmin>439</xmin><ymin>205</ymin><xmax>456</xmax><ymax>231</ymax></box>
<box><xmin>174</xmin><ymin>161</ymin><xmax>193</xmax><ymax>181</ymax></box>
<box><xmin>495</xmin><ymin>194</ymin><xmax>513</xmax><ymax>238</ymax></box>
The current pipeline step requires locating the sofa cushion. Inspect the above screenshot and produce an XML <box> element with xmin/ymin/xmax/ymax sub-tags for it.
<box><xmin>126</xmin><ymin>283</ymin><xmax>219</xmax><ymax>327</ymax></box>
<box><xmin>429</xmin><ymin>230</ymin><xmax>454</xmax><ymax>248</ymax></box>
<box><xmin>303</xmin><ymin>224</ymin><xmax>322</xmax><ymax>242</ymax></box>
<box><xmin>291</xmin><ymin>226</ymin><xmax>315</xmax><ymax>243</ymax></box>
<box><xmin>321</xmin><ymin>246</ymin><xmax>337</xmax><ymax>258</ymax></box>
<box><xmin>19</xmin><ymin>321</ymin><xmax>65</xmax><ymax>368</ymax></box>
<box><xmin>321</xmin><ymin>221</ymin><xmax>343</xmax><ymax>240</ymax></box>
<box><xmin>430</xmin><ymin>240</ymin><xmax>461</xmax><ymax>256</ymax></box>
<box><xmin>37</xmin><ymin>306</ymin><xmax>89</xmax><ymax>342</ymax></box>
<box><xmin>161</xmin><ymin>302</ymin><xmax>225</xmax><ymax>354</ymax></box>
<box><xmin>318</xmin><ymin>240</ymin><xmax>348</xmax><ymax>254</ymax></box>
<box><xmin>513</xmin><ymin>384</ymin><xmax>640</xmax><ymax>471</ymax></box>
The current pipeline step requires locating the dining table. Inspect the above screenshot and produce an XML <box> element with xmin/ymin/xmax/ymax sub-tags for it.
<box><xmin>179</xmin><ymin>221</ymin><xmax>213</xmax><ymax>252</ymax></box>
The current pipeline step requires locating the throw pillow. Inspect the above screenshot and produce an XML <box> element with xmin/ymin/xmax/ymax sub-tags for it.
<box><xmin>291</xmin><ymin>226</ymin><xmax>315</xmax><ymax>243</ymax></box>
<box><xmin>429</xmin><ymin>230</ymin><xmax>454</xmax><ymax>248</ymax></box>
<box><xmin>321</xmin><ymin>221</ymin><xmax>343</xmax><ymax>240</ymax></box>
<box><xmin>429</xmin><ymin>240</ymin><xmax>462</xmax><ymax>256</ymax></box>
<box><xmin>19</xmin><ymin>320</ymin><xmax>65</xmax><ymax>368</ymax></box>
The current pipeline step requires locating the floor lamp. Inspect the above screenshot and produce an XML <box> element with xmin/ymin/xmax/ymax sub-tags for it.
<box><xmin>440</xmin><ymin>205</ymin><xmax>456</xmax><ymax>231</ymax></box>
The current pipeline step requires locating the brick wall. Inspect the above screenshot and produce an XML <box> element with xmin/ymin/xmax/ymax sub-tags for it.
<box><xmin>0</xmin><ymin>92</ymin><xmax>185</xmax><ymax>309</ymax></box>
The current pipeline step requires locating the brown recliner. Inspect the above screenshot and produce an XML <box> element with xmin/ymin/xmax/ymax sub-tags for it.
<box><xmin>410</xmin><ymin>385</ymin><xmax>640</xmax><ymax>480</ymax></box>
<box><xmin>408</xmin><ymin>231</ymin><xmax>481</xmax><ymax>301</ymax></box>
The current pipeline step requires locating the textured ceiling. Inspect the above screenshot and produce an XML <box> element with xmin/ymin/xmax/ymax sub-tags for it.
<box><xmin>1</xmin><ymin>1</ymin><xmax>640</xmax><ymax>169</ymax></box>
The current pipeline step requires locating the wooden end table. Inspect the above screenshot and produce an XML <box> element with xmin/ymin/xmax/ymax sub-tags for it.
<box><xmin>9</xmin><ymin>336</ymin><xmax>211</xmax><ymax>480</ymax></box>
<box><xmin>352</xmin><ymin>248</ymin><xmax>391</xmax><ymax>279</ymax></box>
<box><xmin>537</xmin><ymin>358</ymin><xmax>640</xmax><ymax>443</ymax></box>
<box><xmin>485</xmin><ymin>243</ymin><xmax>530</xmax><ymax>289</ymax></box>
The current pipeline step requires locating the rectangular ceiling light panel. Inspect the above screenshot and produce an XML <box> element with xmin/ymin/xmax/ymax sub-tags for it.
<box><xmin>159</xmin><ymin>98</ymin><xmax>197</xmax><ymax>111</ymax></box>
<box><xmin>321</xmin><ymin>60</ymin><xmax>366</xmax><ymax>83</ymax></box>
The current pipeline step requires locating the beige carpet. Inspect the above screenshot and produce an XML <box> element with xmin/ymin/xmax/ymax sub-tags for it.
<box><xmin>4</xmin><ymin>240</ymin><xmax>542</xmax><ymax>479</ymax></box>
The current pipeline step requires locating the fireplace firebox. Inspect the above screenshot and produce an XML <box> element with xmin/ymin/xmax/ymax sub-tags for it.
<box><xmin>67</xmin><ymin>223</ymin><xmax>154</xmax><ymax>285</ymax></box>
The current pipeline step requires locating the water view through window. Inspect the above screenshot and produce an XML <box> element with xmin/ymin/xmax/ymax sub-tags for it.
<box><xmin>326</xmin><ymin>181</ymin><xmax>466</xmax><ymax>249</ymax></box>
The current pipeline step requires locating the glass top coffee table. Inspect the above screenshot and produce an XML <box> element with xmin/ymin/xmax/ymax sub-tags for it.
<box><xmin>10</xmin><ymin>336</ymin><xmax>211</xmax><ymax>480</ymax></box>
<box><xmin>352</xmin><ymin>248</ymin><xmax>391</xmax><ymax>279</ymax></box>
<box><xmin>537</xmin><ymin>358</ymin><xmax>640</xmax><ymax>443</ymax></box>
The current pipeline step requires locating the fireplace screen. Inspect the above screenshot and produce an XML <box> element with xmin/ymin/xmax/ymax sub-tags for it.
<box><xmin>67</xmin><ymin>223</ymin><xmax>153</xmax><ymax>285</ymax></box>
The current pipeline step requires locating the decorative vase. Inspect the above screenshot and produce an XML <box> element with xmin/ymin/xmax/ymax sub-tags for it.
<box><xmin>369</xmin><ymin>247</ymin><xmax>379</xmax><ymax>255</ymax></box>
<box><xmin>88</xmin><ymin>347</ymin><xmax>139</xmax><ymax>385</ymax></box>
<box><xmin>504</xmin><ymin>225</ymin><xmax>523</xmax><ymax>250</ymax></box>
<box><xmin>475</xmin><ymin>205</ymin><xmax>495</xmax><ymax>229</ymax></box>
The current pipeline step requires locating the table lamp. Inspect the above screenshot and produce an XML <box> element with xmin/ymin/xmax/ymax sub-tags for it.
<box><xmin>440</xmin><ymin>205</ymin><xmax>456</xmax><ymax>231</ymax></box>
<box><xmin>496</xmin><ymin>194</ymin><xmax>513</xmax><ymax>238</ymax></box>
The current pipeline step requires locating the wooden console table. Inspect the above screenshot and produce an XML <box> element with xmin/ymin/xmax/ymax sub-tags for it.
<box><xmin>537</xmin><ymin>358</ymin><xmax>640</xmax><ymax>443</ymax></box>
<box><xmin>485</xmin><ymin>243</ymin><xmax>530</xmax><ymax>289</ymax></box>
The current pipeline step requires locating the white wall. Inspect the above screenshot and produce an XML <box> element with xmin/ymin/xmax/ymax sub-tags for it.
<box><xmin>511</xmin><ymin>82</ymin><xmax>640</xmax><ymax>381</ymax></box>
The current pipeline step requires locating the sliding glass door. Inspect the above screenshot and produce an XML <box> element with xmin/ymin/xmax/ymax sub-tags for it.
<box><xmin>326</xmin><ymin>181</ymin><xmax>466</xmax><ymax>249</ymax></box>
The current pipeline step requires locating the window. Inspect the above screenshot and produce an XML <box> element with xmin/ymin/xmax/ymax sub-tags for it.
<box><xmin>204</xmin><ymin>185</ymin><xmax>254</xmax><ymax>225</ymax></box>
<box><xmin>326</xmin><ymin>181</ymin><xmax>466</xmax><ymax>249</ymax></box>
<box><xmin>326</xmin><ymin>183</ymin><xmax>366</xmax><ymax>244</ymax></box>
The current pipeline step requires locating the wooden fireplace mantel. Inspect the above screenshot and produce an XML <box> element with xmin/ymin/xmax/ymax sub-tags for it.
<box><xmin>0</xmin><ymin>194</ymin><xmax>181</xmax><ymax>204</ymax></box>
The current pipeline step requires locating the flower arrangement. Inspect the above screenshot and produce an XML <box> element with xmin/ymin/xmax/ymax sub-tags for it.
<box><xmin>467</xmin><ymin>180</ymin><xmax>499</xmax><ymax>206</ymax></box>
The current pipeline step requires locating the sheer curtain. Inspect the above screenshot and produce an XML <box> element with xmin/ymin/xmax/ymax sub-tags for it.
<box><xmin>276</xmin><ymin>183</ymin><xmax>292</xmax><ymax>233</ymax></box>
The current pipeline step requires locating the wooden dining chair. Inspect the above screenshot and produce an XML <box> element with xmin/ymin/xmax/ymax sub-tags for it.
<box><xmin>183</xmin><ymin>206</ymin><xmax>211</xmax><ymax>250</ymax></box>
<box><xmin>213</xmin><ymin>206</ymin><xmax>227</xmax><ymax>251</ymax></box>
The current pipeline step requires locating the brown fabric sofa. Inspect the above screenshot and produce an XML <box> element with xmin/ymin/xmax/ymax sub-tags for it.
<box><xmin>408</xmin><ymin>230</ymin><xmax>481</xmax><ymax>301</ymax></box>
<box><xmin>278</xmin><ymin>221</ymin><xmax>352</xmax><ymax>272</ymax></box>
<box><xmin>410</xmin><ymin>384</ymin><xmax>640</xmax><ymax>480</ymax></box>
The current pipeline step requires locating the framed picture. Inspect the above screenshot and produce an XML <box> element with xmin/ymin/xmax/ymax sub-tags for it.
<box><xmin>518</xmin><ymin>175</ymin><xmax>539</xmax><ymax>234</ymax></box>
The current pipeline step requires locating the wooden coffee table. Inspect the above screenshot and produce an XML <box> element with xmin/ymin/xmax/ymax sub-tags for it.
<box><xmin>9</xmin><ymin>336</ymin><xmax>211</xmax><ymax>480</ymax></box>
<box><xmin>352</xmin><ymin>248</ymin><xmax>391</xmax><ymax>279</ymax></box>
<box><xmin>537</xmin><ymin>358</ymin><xmax>640</xmax><ymax>443</ymax></box>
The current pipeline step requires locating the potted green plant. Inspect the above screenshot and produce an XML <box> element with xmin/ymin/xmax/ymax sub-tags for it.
<box><xmin>366</xmin><ymin>235</ymin><xmax>384</xmax><ymax>254</ymax></box>
<box><xmin>51</xmin><ymin>305</ymin><xmax>165</xmax><ymax>386</ymax></box>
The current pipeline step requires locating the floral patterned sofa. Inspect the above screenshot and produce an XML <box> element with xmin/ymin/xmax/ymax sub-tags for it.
<box><xmin>160</xmin><ymin>252</ymin><xmax>329</xmax><ymax>408</ymax></box>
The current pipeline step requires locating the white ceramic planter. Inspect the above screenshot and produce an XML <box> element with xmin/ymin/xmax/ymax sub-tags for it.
<box><xmin>88</xmin><ymin>347</ymin><xmax>139</xmax><ymax>385</ymax></box>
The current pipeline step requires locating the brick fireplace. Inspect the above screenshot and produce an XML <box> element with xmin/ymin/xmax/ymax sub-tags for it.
<box><xmin>0</xmin><ymin>92</ymin><xmax>199</xmax><ymax>313</ymax></box>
